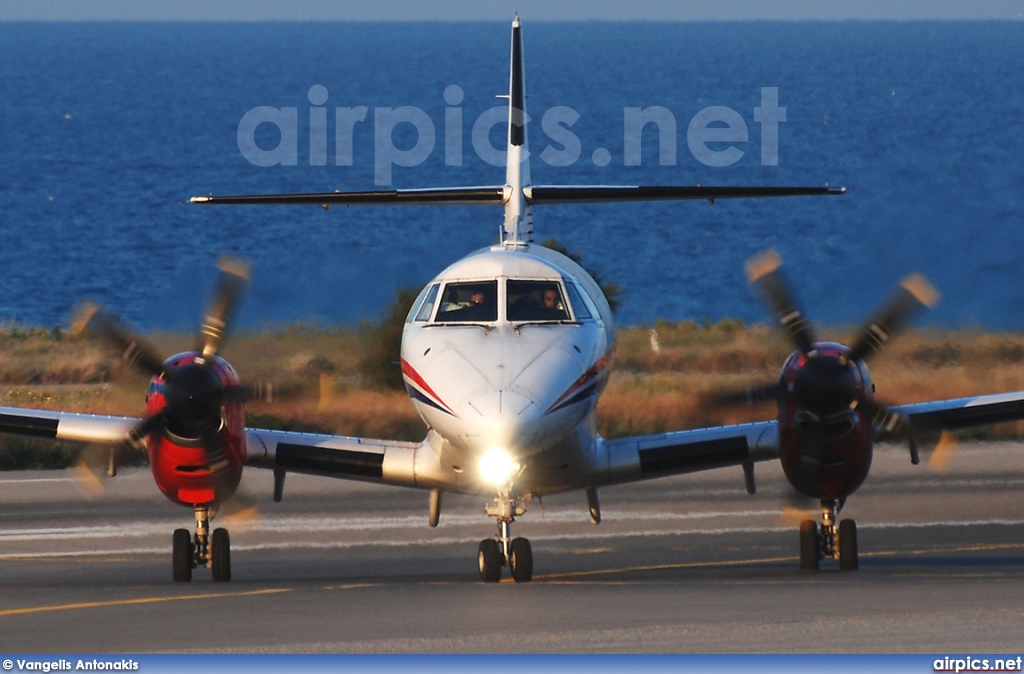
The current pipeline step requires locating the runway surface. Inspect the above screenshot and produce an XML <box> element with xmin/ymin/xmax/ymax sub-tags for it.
<box><xmin>0</xmin><ymin>442</ymin><xmax>1022</xmax><ymax>653</ymax></box>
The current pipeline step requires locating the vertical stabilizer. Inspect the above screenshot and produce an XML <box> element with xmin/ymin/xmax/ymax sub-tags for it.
<box><xmin>191</xmin><ymin>16</ymin><xmax>843</xmax><ymax>219</ymax></box>
<box><xmin>503</xmin><ymin>15</ymin><xmax>532</xmax><ymax>245</ymax></box>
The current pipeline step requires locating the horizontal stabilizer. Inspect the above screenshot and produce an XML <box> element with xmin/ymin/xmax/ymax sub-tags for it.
<box><xmin>190</xmin><ymin>186</ymin><xmax>506</xmax><ymax>206</ymax></box>
<box><xmin>191</xmin><ymin>184</ymin><xmax>845</xmax><ymax>208</ymax></box>
<box><xmin>526</xmin><ymin>185</ymin><xmax>845</xmax><ymax>204</ymax></box>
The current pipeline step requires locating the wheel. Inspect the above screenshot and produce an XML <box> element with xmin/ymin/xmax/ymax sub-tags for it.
<box><xmin>838</xmin><ymin>519</ymin><xmax>858</xmax><ymax>571</ymax></box>
<box><xmin>212</xmin><ymin>527</ymin><xmax>231</xmax><ymax>582</ymax></box>
<box><xmin>172</xmin><ymin>528</ymin><xmax>193</xmax><ymax>582</ymax></box>
<box><xmin>477</xmin><ymin>539</ymin><xmax>502</xmax><ymax>583</ymax></box>
<box><xmin>799</xmin><ymin>519</ymin><xmax>820</xmax><ymax>571</ymax></box>
<box><xmin>509</xmin><ymin>537</ymin><xmax>533</xmax><ymax>583</ymax></box>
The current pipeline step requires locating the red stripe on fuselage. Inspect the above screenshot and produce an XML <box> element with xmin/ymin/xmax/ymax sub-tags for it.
<box><xmin>401</xmin><ymin>359</ymin><xmax>456</xmax><ymax>415</ymax></box>
<box><xmin>547</xmin><ymin>349</ymin><xmax>613</xmax><ymax>412</ymax></box>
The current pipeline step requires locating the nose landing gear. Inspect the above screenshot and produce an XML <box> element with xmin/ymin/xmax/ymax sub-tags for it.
<box><xmin>478</xmin><ymin>492</ymin><xmax>533</xmax><ymax>583</ymax></box>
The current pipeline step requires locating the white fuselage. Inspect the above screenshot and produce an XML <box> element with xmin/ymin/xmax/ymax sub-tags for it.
<box><xmin>400</xmin><ymin>243</ymin><xmax>615</xmax><ymax>497</ymax></box>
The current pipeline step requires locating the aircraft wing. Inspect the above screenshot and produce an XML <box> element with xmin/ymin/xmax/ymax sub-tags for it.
<box><xmin>5</xmin><ymin>389</ymin><xmax>1023</xmax><ymax>491</ymax></box>
<box><xmin>244</xmin><ymin>427</ymin><xmax>421</xmax><ymax>488</ymax></box>
<box><xmin>596</xmin><ymin>389</ymin><xmax>1024</xmax><ymax>492</ymax></box>
<box><xmin>600</xmin><ymin>421</ymin><xmax>778</xmax><ymax>493</ymax></box>
<box><xmin>879</xmin><ymin>391</ymin><xmax>1024</xmax><ymax>440</ymax></box>
<box><xmin>0</xmin><ymin>405</ymin><xmax>424</xmax><ymax>488</ymax></box>
<box><xmin>0</xmin><ymin>405</ymin><xmax>140</xmax><ymax>445</ymax></box>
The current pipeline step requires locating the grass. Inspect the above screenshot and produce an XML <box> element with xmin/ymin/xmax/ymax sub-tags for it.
<box><xmin>3</xmin><ymin>319</ymin><xmax>1024</xmax><ymax>468</ymax></box>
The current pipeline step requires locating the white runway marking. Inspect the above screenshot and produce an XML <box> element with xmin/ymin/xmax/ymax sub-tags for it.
<box><xmin>1</xmin><ymin>516</ymin><xmax>1021</xmax><ymax>559</ymax></box>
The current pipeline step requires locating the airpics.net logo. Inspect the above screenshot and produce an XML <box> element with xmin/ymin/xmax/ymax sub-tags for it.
<box><xmin>934</xmin><ymin>657</ymin><xmax>1024</xmax><ymax>673</ymax></box>
<box><xmin>236</xmin><ymin>85</ymin><xmax>788</xmax><ymax>186</ymax></box>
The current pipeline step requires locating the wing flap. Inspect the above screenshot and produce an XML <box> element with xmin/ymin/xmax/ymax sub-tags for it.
<box><xmin>881</xmin><ymin>391</ymin><xmax>1024</xmax><ymax>439</ymax></box>
<box><xmin>245</xmin><ymin>428</ymin><xmax>422</xmax><ymax>487</ymax></box>
<box><xmin>600</xmin><ymin>420</ymin><xmax>778</xmax><ymax>488</ymax></box>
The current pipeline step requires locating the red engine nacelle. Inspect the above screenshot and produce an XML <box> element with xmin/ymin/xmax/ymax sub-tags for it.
<box><xmin>777</xmin><ymin>342</ymin><xmax>874</xmax><ymax>501</ymax></box>
<box><xmin>145</xmin><ymin>353</ymin><xmax>246</xmax><ymax>507</ymax></box>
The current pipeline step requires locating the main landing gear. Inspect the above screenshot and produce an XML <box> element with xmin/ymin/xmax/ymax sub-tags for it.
<box><xmin>478</xmin><ymin>492</ymin><xmax>533</xmax><ymax>583</ymax></box>
<box><xmin>799</xmin><ymin>498</ymin><xmax>858</xmax><ymax>571</ymax></box>
<box><xmin>173</xmin><ymin>505</ymin><xmax>231</xmax><ymax>582</ymax></box>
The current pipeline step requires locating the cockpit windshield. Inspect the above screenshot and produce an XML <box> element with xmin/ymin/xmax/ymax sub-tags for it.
<box><xmin>507</xmin><ymin>280</ymin><xmax>571</xmax><ymax>322</ymax></box>
<box><xmin>434</xmin><ymin>281</ymin><xmax>498</xmax><ymax>322</ymax></box>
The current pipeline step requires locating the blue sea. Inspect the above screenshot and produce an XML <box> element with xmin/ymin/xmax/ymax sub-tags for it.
<box><xmin>1</xmin><ymin>21</ymin><xmax>1022</xmax><ymax>331</ymax></box>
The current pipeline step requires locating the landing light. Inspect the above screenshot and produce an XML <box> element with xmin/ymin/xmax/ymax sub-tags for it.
<box><xmin>479</xmin><ymin>448</ymin><xmax>520</xmax><ymax>486</ymax></box>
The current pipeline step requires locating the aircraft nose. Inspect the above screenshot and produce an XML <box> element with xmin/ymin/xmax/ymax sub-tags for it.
<box><xmin>459</xmin><ymin>390</ymin><xmax>543</xmax><ymax>454</ymax></box>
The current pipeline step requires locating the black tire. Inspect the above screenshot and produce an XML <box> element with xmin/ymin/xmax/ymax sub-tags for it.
<box><xmin>799</xmin><ymin>519</ymin><xmax>820</xmax><ymax>571</ymax></box>
<box><xmin>477</xmin><ymin>539</ymin><xmax>502</xmax><ymax>583</ymax></box>
<box><xmin>509</xmin><ymin>537</ymin><xmax>533</xmax><ymax>583</ymax></box>
<box><xmin>212</xmin><ymin>527</ymin><xmax>231</xmax><ymax>582</ymax></box>
<box><xmin>172</xmin><ymin>528</ymin><xmax>192</xmax><ymax>583</ymax></box>
<box><xmin>838</xmin><ymin>519</ymin><xmax>859</xmax><ymax>571</ymax></box>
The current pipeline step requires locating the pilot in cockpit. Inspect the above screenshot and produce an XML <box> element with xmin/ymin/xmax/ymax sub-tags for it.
<box><xmin>438</xmin><ymin>282</ymin><xmax>497</xmax><ymax>322</ymax></box>
<box><xmin>541</xmin><ymin>288</ymin><xmax>560</xmax><ymax>311</ymax></box>
<box><xmin>507</xmin><ymin>281</ymin><xmax>569</xmax><ymax>321</ymax></box>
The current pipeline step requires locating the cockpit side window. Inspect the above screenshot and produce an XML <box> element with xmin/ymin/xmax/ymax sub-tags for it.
<box><xmin>564</xmin><ymin>282</ymin><xmax>593</xmax><ymax>320</ymax></box>
<box><xmin>435</xmin><ymin>280</ymin><xmax>498</xmax><ymax>322</ymax></box>
<box><xmin>507</xmin><ymin>280</ymin><xmax>571</xmax><ymax>322</ymax></box>
<box><xmin>411</xmin><ymin>283</ymin><xmax>440</xmax><ymax>323</ymax></box>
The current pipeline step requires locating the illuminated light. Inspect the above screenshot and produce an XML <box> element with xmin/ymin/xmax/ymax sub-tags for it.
<box><xmin>478</xmin><ymin>448</ymin><xmax>520</xmax><ymax>486</ymax></box>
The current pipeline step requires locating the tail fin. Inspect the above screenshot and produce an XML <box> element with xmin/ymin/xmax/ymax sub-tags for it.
<box><xmin>502</xmin><ymin>14</ymin><xmax>531</xmax><ymax>245</ymax></box>
<box><xmin>191</xmin><ymin>16</ymin><xmax>844</xmax><ymax>242</ymax></box>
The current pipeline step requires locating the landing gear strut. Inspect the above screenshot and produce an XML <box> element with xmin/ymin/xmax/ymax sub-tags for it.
<box><xmin>799</xmin><ymin>498</ymin><xmax>857</xmax><ymax>571</ymax></box>
<box><xmin>478</xmin><ymin>491</ymin><xmax>533</xmax><ymax>583</ymax></box>
<box><xmin>172</xmin><ymin>506</ymin><xmax>231</xmax><ymax>582</ymax></box>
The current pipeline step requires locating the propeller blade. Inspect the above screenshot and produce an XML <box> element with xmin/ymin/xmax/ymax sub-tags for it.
<box><xmin>927</xmin><ymin>429</ymin><xmax>959</xmax><ymax>473</ymax></box>
<box><xmin>778</xmin><ymin>487</ymin><xmax>817</xmax><ymax>526</ymax></box>
<box><xmin>72</xmin><ymin>453</ymin><xmax>107</xmax><ymax>499</ymax></box>
<box><xmin>72</xmin><ymin>301</ymin><xmax>168</xmax><ymax>378</ymax></box>
<box><xmin>128</xmin><ymin>413</ymin><xmax>166</xmax><ymax>447</ymax></box>
<box><xmin>856</xmin><ymin>397</ymin><xmax>922</xmax><ymax>464</ymax></box>
<box><xmin>222</xmin><ymin>503</ymin><xmax>262</xmax><ymax>525</ymax></box>
<box><xmin>222</xmin><ymin>379</ymin><xmax>306</xmax><ymax>404</ymax></box>
<box><xmin>71</xmin><ymin>439</ymin><xmax>141</xmax><ymax>496</ymax></box>
<box><xmin>198</xmin><ymin>255</ymin><xmax>251</xmax><ymax>360</ymax></box>
<box><xmin>745</xmin><ymin>249</ymin><xmax>816</xmax><ymax>355</ymax></box>
<box><xmin>220</xmin><ymin>482</ymin><xmax>263</xmax><ymax>526</ymax></box>
<box><xmin>847</xmin><ymin>273</ymin><xmax>939</xmax><ymax>363</ymax></box>
<box><xmin>706</xmin><ymin>382</ymin><xmax>783</xmax><ymax>407</ymax></box>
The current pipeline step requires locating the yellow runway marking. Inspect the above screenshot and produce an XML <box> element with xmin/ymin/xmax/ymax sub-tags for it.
<box><xmin>2</xmin><ymin>543</ymin><xmax>1021</xmax><ymax>608</ymax></box>
<box><xmin>0</xmin><ymin>557</ymin><xmax>136</xmax><ymax>564</ymax></box>
<box><xmin>537</xmin><ymin>555</ymin><xmax>797</xmax><ymax>580</ymax></box>
<box><xmin>537</xmin><ymin>541</ymin><xmax>1024</xmax><ymax>581</ymax></box>
<box><xmin>865</xmin><ymin>541</ymin><xmax>1024</xmax><ymax>557</ymax></box>
<box><xmin>0</xmin><ymin>588</ymin><xmax>290</xmax><ymax>617</ymax></box>
<box><xmin>320</xmin><ymin>583</ymin><xmax>381</xmax><ymax>591</ymax></box>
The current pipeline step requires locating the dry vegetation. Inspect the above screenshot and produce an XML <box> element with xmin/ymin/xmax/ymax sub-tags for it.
<box><xmin>2</xmin><ymin>317</ymin><xmax>1024</xmax><ymax>469</ymax></box>
<box><xmin>601</xmin><ymin>319</ymin><xmax>1024</xmax><ymax>439</ymax></box>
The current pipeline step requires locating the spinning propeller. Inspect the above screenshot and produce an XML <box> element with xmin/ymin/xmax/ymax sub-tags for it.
<box><xmin>719</xmin><ymin>249</ymin><xmax>940</xmax><ymax>463</ymax></box>
<box><xmin>72</xmin><ymin>255</ymin><xmax>259</xmax><ymax>477</ymax></box>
